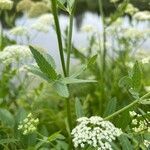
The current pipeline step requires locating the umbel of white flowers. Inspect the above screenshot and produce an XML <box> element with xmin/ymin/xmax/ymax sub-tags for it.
<box><xmin>18</xmin><ymin>113</ymin><xmax>39</xmax><ymax>135</ymax></box>
<box><xmin>71</xmin><ymin>116</ymin><xmax>122</xmax><ymax>150</ymax></box>
<box><xmin>0</xmin><ymin>45</ymin><xmax>31</xmax><ymax>64</ymax></box>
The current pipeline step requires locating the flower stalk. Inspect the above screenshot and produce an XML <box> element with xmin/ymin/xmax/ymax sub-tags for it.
<box><xmin>51</xmin><ymin>0</ymin><xmax>67</xmax><ymax>77</ymax></box>
<box><xmin>66</xmin><ymin>0</ymin><xmax>77</xmax><ymax>76</ymax></box>
<box><xmin>104</xmin><ymin>92</ymin><xmax>150</xmax><ymax>120</ymax></box>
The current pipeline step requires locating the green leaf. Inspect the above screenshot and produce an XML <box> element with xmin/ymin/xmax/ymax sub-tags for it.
<box><xmin>87</xmin><ymin>54</ymin><xmax>98</xmax><ymax>67</ymax></box>
<box><xmin>60</xmin><ymin>77</ymin><xmax>97</xmax><ymax>84</ymax></box>
<box><xmin>15</xmin><ymin>108</ymin><xmax>27</xmax><ymax>124</ymax></box>
<box><xmin>131</xmin><ymin>61</ymin><xmax>142</xmax><ymax>91</ymax></box>
<box><xmin>26</xmin><ymin>65</ymin><xmax>52</xmax><ymax>83</ymax></box>
<box><xmin>0</xmin><ymin>138</ymin><xmax>18</xmax><ymax>145</ymax></box>
<box><xmin>129</xmin><ymin>88</ymin><xmax>139</xmax><ymax>99</ymax></box>
<box><xmin>57</xmin><ymin>0</ymin><xmax>68</xmax><ymax>12</ymax></box>
<box><xmin>48</xmin><ymin>131</ymin><xmax>61</xmax><ymax>142</ymax></box>
<box><xmin>70</xmin><ymin>65</ymin><xmax>87</xmax><ymax>78</ymax></box>
<box><xmin>43</xmin><ymin>53</ymin><xmax>56</xmax><ymax>69</ymax></box>
<box><xmin>53</xmin><ymin>81</ymin><xmax>69</xmax><ymax>98</ymax></box>
<box><xmin>29</xmin><ymin>46</ymin><xmax>57</xmax><ymax>80</ymax></box>
<box><xmin>108</xmin><ymin>1</ymin><xmax>128</xmax><ymax>26</ymax></box>
<box><xmin>70</xmin><ymin>54</ymin><xmax>97</xmax><ymax>78</ymax></box>
<box><xmin>103</xmin><ymin>98</ymin><xmax>117</xmax><ymax>117</ymax></box>
<box><xmin>75</xmin><ymin>98</ymin><xmax>84</xmax><ymax>118</ymax></box>
<box><xmin>119</xmin><ymin>134</ymin><xmax>133</xmax><ymax>150</ymax></box>
<box><xmin>67</xmin><ymin>0</ymin><xmax>75</xmax><ymax>11</ymax></box>
<box><xmin>0</xmin><ymin>108</ymin><xmax>15</xmax><ymax>127</ymax></box>
<box><xmin>118</xmin><ymin>76</ymin><xmax>132</xmax><ymax>89</ymax></box>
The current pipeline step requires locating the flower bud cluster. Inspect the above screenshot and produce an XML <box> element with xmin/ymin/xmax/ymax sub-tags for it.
<box><xmin>17</xmin><ymin>0</ymin><xmax>51</xmax><ymax>18</ymax></box>
<box><xmin>71</xmin><ymin>116</ymin><xmax>122</xmax><ymax>149</ymax></box>
<box><xmin>18</xmin><ymin>113</ymin><xmax>39</xmax><ymax>135</ymax></box>
<box><xmin>129</xmin><ymin>111</ymin><xmax>150</xmax><ymax>133</ymax></box>
<box><xmin>31</xmin><ymin>13</ymin><xmax>54</xmax><ymax>33</ymax></box>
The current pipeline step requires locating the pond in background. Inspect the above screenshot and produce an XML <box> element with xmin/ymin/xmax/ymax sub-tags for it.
<box><xmin>1</xmin><ymin>0</ymin><xmax>149</xmax><ymax>67</ymax></box>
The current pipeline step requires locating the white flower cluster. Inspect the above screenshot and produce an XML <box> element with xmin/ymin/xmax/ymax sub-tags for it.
<box><xmin>31</xmin><ymin>13</ymin><xmax>54</xmax><ymax>33</ymax></box>
<box><xmin>144</xmin><ymin>140</ymin><xmax>150</xmax><ymax>148</ymax></box>
<box><xmin>71</xmin><ymin>116</ymin><xmax>122</xmax><ymax>149</ymax></box>
<box><xmin>18</xmin><ymin>113</ymin><xmax>39</xmax><ymax>135</ymax></box>
<box><xmin>9</xmin><ymin>26</ymin><xmax>28</xmax><ymax>36</ymax></box>
<box><xmin>0</xmin><ymin>45</ymin><xmax>31</xmax><ymax>64</ymax></box>
<box><xmin>129</xmin><ymin>111</ymin><xmax>150</xmax><ymax>133</ymax></box>
<box><xmin>134</xmin><ymin>11</ymin><xmax>150</xmax><ymax>21</ymax></box>
<box><xmin>0</xmin><ymin>0</ymin><xmax>13</xmax><ymax>10</ymax></box>
<box><xmin>123</xmin><ymin>28</ymin><xmax>145</xmax><ymax>39</ymax></box>
<box><xmin>17</xmin><ymin>0</ymin><xmax>51</xmax><ymax>18</ymax></box>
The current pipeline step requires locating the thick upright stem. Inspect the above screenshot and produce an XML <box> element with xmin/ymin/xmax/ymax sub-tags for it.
<box><xmin>104</xmin><ymin>92</ymin><xmax>150</xmax><ymax>120</ymax></box>
<box><xmin>98</xmin><ymin>0</ymin><xmax>106</xmax><ymax>73</ymax></box>
<box><xmin>98</xmin><ymin>0</ymin><xmax>107</xmax><ymax>110</ymax></box>
<box><xmin>51</xmin><ymin>0</ymin><xmax>67</xmax><ymax>76</ymax></box>
<box><xmin>51</xmin><ymin>1</ymin><xmax>75</xmax><ymax>149</ymax></box>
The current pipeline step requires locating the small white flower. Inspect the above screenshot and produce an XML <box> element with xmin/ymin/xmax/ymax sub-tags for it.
<box><xmin>132</xmin><ymin>119</ymin><xmax>138</xmax><ymax>125</ymax></box>
<box><xmin>129</xmin><ymin>111</ymin><xmax>137</xmax><ymax>117</ymax></box>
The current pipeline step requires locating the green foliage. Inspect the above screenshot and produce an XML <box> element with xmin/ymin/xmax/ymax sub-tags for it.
<box><xmin>75</xmin><ymin>97</ymin><xmax>84</xmax><ymax>118</ymax></box>
<box><xmin>0</xmin><ymin>108</ymin><xmax>15</xmax><ymax>127</ymax></box>
<box><xmin>119</xmin><ymin>134</ymin><xmax>133</xmax><ymax>150</ymax></box>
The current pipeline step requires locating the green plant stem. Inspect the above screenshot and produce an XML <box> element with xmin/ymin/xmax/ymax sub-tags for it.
<box><xmin>98</xmin><ymin>0</ymin><xmax>106</xmax><ymax>73</ymax></box>
<box><xmin>98</xmin><ymin>0</ymin><xmax>107</xmax><ymax>111</ymax></box>
<box><xmin>51</xmin><ymin>0</ymin><xmax>67</xmax><ymax>77</ymax></box>
<box><xmin>0</xmin><ymin>22</ymin><xmax>3</xmax><ymax>51</ymax></box>
<box><xmin>51</xmin><ymin>1</ymin><xmax>74</xmax><ymax>149</ymax></box>
<box><xmin>104</xmin><ymin>92</ymin><xmax>150</xmax><ymax>120</ymax></box>
<box><xmin>66</xmin><ymin>0</ymin><xmax>77</xmax><ymax>76</ymax></box>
